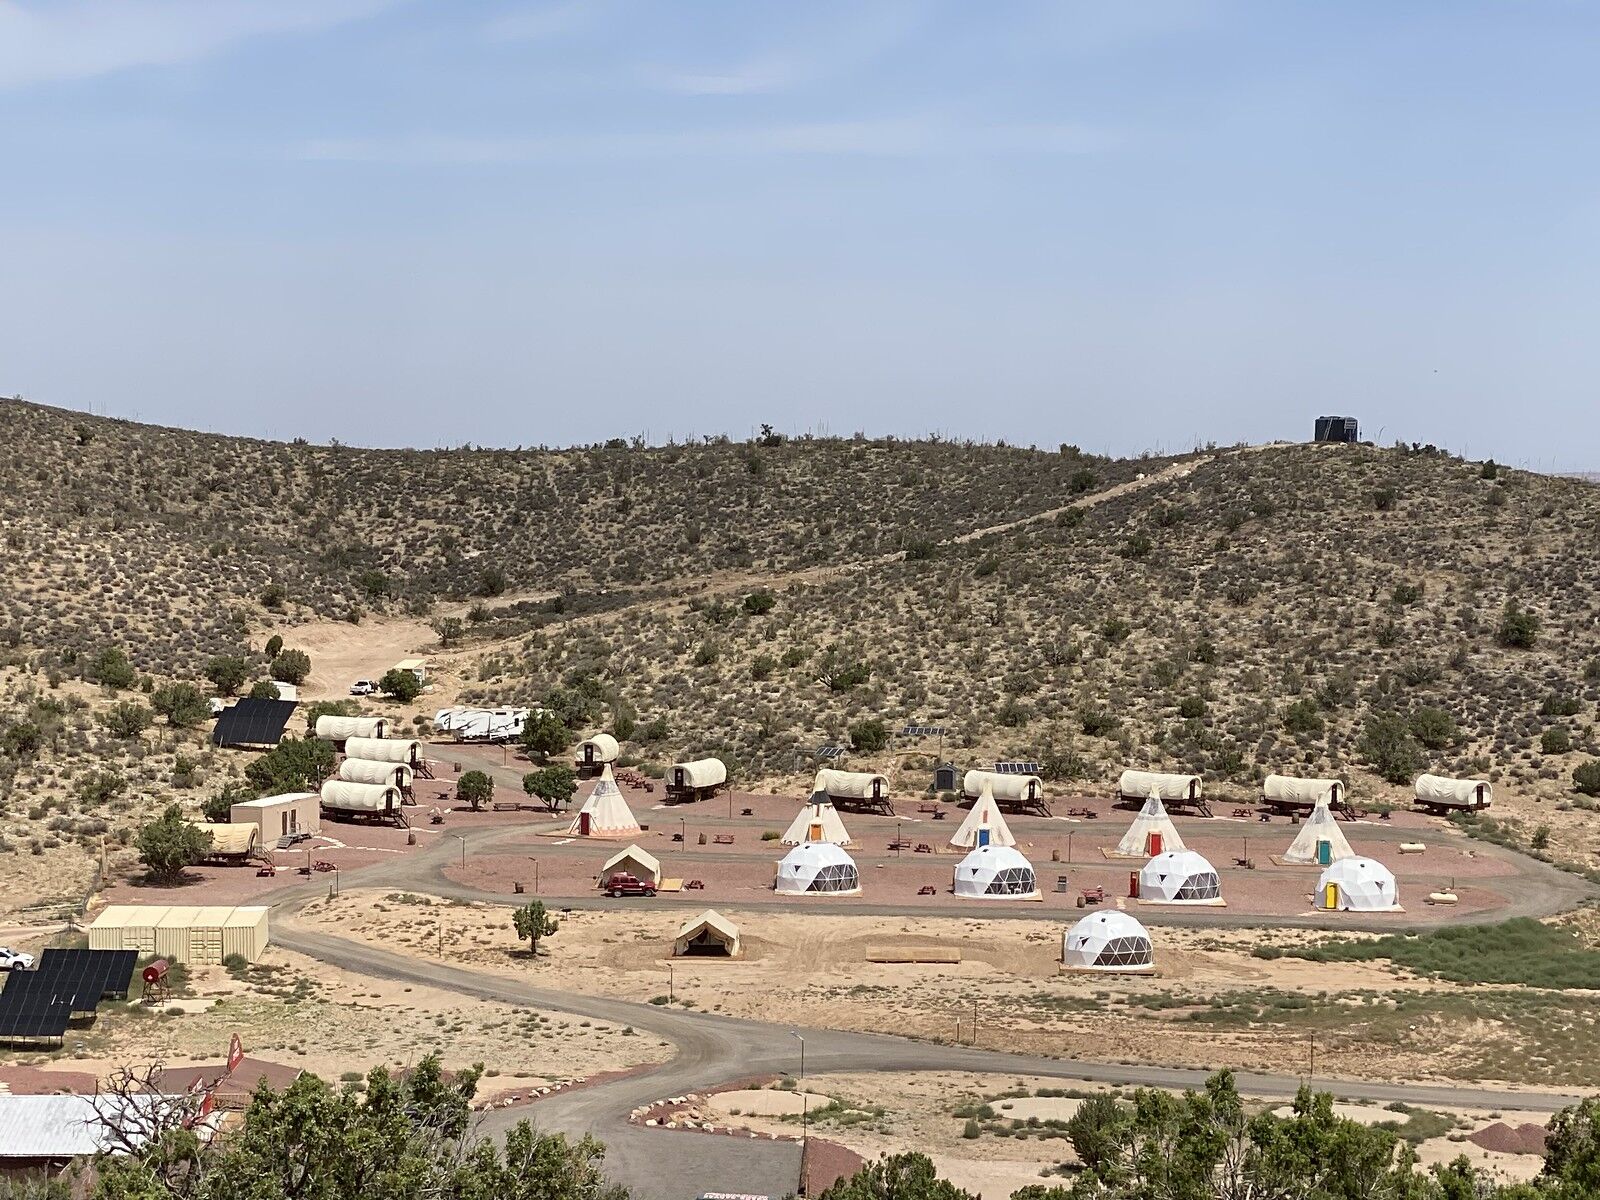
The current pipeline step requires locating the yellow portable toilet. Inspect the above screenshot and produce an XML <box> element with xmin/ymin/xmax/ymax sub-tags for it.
<box><xmin>1323</xmin><ymin>882</ymin><xmax>1339</xmax><ymax>909</ymax></box>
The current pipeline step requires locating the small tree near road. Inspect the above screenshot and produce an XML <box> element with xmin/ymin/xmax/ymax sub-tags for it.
<box><xmin>522</xmin><ymin>765</ymin><xmax>577</xmax><ymax>812</ymax></box>
<box><xmin>137</xmin><ymin>804</ymin><xmax>212</xmax><ymax>883</ymax></box>
<box><xmin>379</xmin><ymin>667</ymin><xmax>423</xmax><ymax>703</ymax></box>
<box><xmin>153</xmin><ymin>682</ymin><xmax>211</xmax><ymax>728</ymax></box>
<box><xmin>270</xmin><ymin>649</ymin><xmax>312</xmax><ymax>685</ymax></box>
<box><xmin>456</xmin><ymin>770</ymin><xmax>494</xmax><ymax>811</ymax></box>
<box><xmin>204</xmin><ymin>655</ymin><xmax>250</xmax><ymax>695</ymax></box>
<box><xmin>512</xmin><ymin>900</ymin><xmax>558</xmax><ymax>957</ymax></box>
<box><xmin>519</xmin><ymin>711</ymin><xmax>569</xmax><ymax>763</ymax></box>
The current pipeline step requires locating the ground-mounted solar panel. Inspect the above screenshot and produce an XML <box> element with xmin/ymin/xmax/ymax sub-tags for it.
<box><xmin>212</xmin><ymin>698</ymin><xmax>297</xmax><ymax>748</ymax></box>
<box><xmin>994</xmin><ymin>761</ymin><xmax>1041</xmax><ymax>776</ymax></box>
<box><xmin>816</xmin><ymin>745</ymin><xmax>846</xmax><ymax>759</ymax></box>
<box><xmin>899</xmin><ymin>724</ymin><xmax>947</xmax><ymax>737</ymax></box>
<box><xmin>34</xmin><ymin>948</ymin><xmax>138</xmax><ymax>1002</ymax></box>
<box><xmin>0</xmin><ymin>997</ymin><xmax>73</xmax><ymax>1041</ymax></box>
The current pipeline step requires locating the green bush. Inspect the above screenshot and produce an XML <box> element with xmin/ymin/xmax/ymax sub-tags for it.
<box><xmin>1281</xmin><ymin>698</ymin><xmax>1323</xmax><ymax>737</ymax></box>
<box><xmin>91</xmin><ymin>646</ymin><xmax>137</xmax><ymax>690</ymax></box>
<box><xmin>1497</xmin><ymin>601</ymin><xmax>1539</xmax><ymax>649</ymax></box>
<box><xmin>1407</xmin><ymin>706</ymin><xmax>1458</xmax><ymax>751</ymax></box>
<box><xmin>1576</xmin><ymin>761</ymin><xmax>1600</xmax><ymax>798</ymax></box>
<box><xmin>742</xmin><ymin>591</ymin><xmax>776</xmax><ymax>616</ymax></box>
<box><xmin>456</xmin><ymin>770</ymin><xmax>494</xmax><ymax>811</ymax></box>
<box><xmin>379</xmin><ymin>667</ymin><xmax>422</xmax><ymax>703</ymax></box>
<box><xmin>1178</xmin><ymin>696</ymin><xmax>1206</xmax><ymax>719</ymax></box>
<box><xmin>204</xmin><ymin>655</ymin><xmax>250</xmax><ymax>695</ymax></box>
<box><xmin>1542</xmin><ymin>695</ymin><xmax>1583</xmax><ymax>717</ymax></box>
<box><xmin>100</xmin><ymin>701</ymin><xmax>153</xmax><ymax>739</ymax></box>
<box><xmin>1542</xmin><ymin>728</ymin><xmax>1573</xmax><ymax>756</ymax></box>
<box><xmin>849</xmin><ymin>718</ymin><xmax>889</xmax><ymax>753</ymax></box>
<box><xmin>263</xmin><ymin>634</ymin><xmax>284</xmax><ymax>659</ymax></box>
<box><xmin>1359</xmin><ymin>712</ymin><xmax>1423</xmax><ymax>784</ymax></box>
<box><xmin>270</xmin><ymin>648</ymin><xmax>313</xmax><ymax>685</ymax></box>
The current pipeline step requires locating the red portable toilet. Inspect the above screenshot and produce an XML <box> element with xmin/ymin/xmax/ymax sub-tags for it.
<box><xmin>1128</xmin><ymin>870</ymin><xmax>1140</xmax><ymax>899</ymax></box>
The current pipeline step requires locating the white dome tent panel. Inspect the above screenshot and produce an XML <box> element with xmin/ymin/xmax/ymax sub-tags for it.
<box><xmin>775</xmin><ymin>843</ymin><xmax>861</xmax><ymax>896</ymax></box>
<box><xmin>949</xmin><ymin>781</ymin><xmax>1015</xmax><ymax>850</ymax></box>
<box><xmin>314</xmin><ymin>716</ymin><xmax>388</xmax><ymax>742</ymax></box>
<box><xmin>1283</xmin><ymin>802</ymin><xmax>1354</xmax><ymax>865</ymax></box>
<box><xmin>1113</xmin><ymin>791</ymin><xmax>1185</xmax><ymax>858</ymax></box>
<box><xmin>567</xmin><ymin>766</ymin><xmax>641</xmax><ymax>839</ymax></box>
<box><xmin>1415</xmin><ymin>774</ymin><xmax>1492</xmax><ymax>811</ymax></box>
<box><xmin>1263</xmin><ymin>775</ymin><xmax>1344</xmax><ymax>810</ymax></box>
<box><xmin>1316</xmin><ymin>857</ymin><xmax>1401</xmax><ymax>912</ymax></box>
<box><xmin>953</xmin><ymin>845</ymin><xmax>1040</xmax><ymax>900</ymax></box>
<box><xmin>1117</xmin><ymin>770</ymin><xmax>1201</xmax><ymax>803</ymax></box>
<box><xmin>1062</xmin><ymin>911</ymin><xmax>1155</xmax><ymax>972</ymax></box>
<box><xmin>782</xmin><ymin>800</ymin><xmax>854</xmax><ymax>847</ymax></box>
<box><xmin>1138</xmin><ymin>850</ymin><xmax>1224</xmax><ymax>905</ymax></box>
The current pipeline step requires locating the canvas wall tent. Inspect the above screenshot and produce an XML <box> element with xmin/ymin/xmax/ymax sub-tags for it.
<box><xmin>575</xmin><ymin>734</ymin><xmax>620</xmax><ymax>776</ymax></box>
<box><xmin>812</xmin><ymin>768</ymin><xmax>893</xmax><ymax>814</ymax></box>
<box><xmin>1138</xmin><ymin>850</ymin><xmax>1223</xmax><ymax>904</ymax></box>
<box><xmin>191</xmin><ymin>823</ymin><xmax>259</xmax><ymax>863</ymax></box>
<box><xmin>1283</xmin><ymin>802</ymin><xmax>1355</xmax><ymax>865</ymax></box>
<box><xmin>600</xmin><ymin>844</ymin><xmax>661</xmax><ymax>886</ymax></box>
<box><xmin>1062</xmin><ymin>911</ymin><xmax>1155</xmax><ymax>972</ymax></box>
<box><xmin>673</xmin><ymin>910</ymin><xmax>741</xmax><ymax>957</ymax></box>
<box><xmin>89</xmin><ymin>905</ymin><xmax>269</xmax><ymax>964</ymax></box>
<box><xmin>339</xmin><ymin>758</ymin><xmax>414</xmax><ymax>789</ymax></box>
<box><xmin>566</xmin><ymin>766</ymin><xmax>641</xmax><ymax>838</ymax></box>
<box><xmin>1316</xmin><ymin>857</ymin><xmax>1400</xmax><ymax>912</ymax></box>
<box><xmin>1415</xmin><ymin>774</ymin><xmax>1493</xmax><ymax>811</ymax></box>
<box><xmin>961</xmin><ymin>769</ymin><xmax>1048</xmax><ymax>814</ymax></box>
<box><xmin>775</xmin><ymin>843</ymin><xmax>861</xmax><ymax>895</ymax></box>
<box><xmin>664</xmin><ymin>758</ymin><xmax>728</xmax><ymax>802</ymax></box>
<box><xmin>782</xmin><ymin>799</ymin><xmax>854</xmax><ymax>847</ymax></box>
<box><xmin>314</xmin><ymin>715</ymin><xmax>388</xmax><ymax>742</ymax></box>
<box><xmin>1262</xmin><ymin>774</ymin><xmax>1345</xmax><ymax>811</ymax></box>
<box><xmin>230</xmin><ymin>792</ymin><xmax>319</xmax><ymax>841</ymax></box>
<box><xmin>949</xmin><ymin>781</ymin><xmax>1015</xmax><ymax>850</ymax></box>
<box><xmin>319</xmin><ymin>781</ymin><xmax>404</xmax><ymax>825</ymax></box>
<box><xmin>343</xmin><ymin>737</ymin><xmax>424</xmax><ymax>768</ymax></box>
<box><xmin>953</xmin><ymin>845</ymin><xmax>1040</xmax><ymax>900</ymax></box>
<box><xmin>1112</xmin><ymin>791</ymin><xmax>1186</xmax><ymax>858</ymax></box>
<box><xmin>1118</xmin><ymin>770</ymin><xmax>1202</xmax><ymax>805</ymax></box>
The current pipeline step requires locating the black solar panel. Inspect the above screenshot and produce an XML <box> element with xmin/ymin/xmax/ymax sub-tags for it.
<box><xmin>899</xmin><ymin>725</ymin><xmax>947</xmax><ymax>737</ymax></box>
<box><xmin>213</xmin><ymin>698</ymin><xmax>297</xmax><ymax>748</ymax></box>
<box><xmin>994</xmin><ymin>761</ymin><xmax>1041</xmax><ymax>775</ymax></box>
<box><xmin>0</xmin><ymin>949</ymin><xmax>136</xmax><ymax>1042</ymax></box>
<box><xmin>816</xmin><ymin>745</ymin><xmax>846</xmax><ymax>759</ymax></box>
<box><xmin>0</xmin><ymin>997</ymin><xmax>73</xmax><ymax>1040</ymax></box>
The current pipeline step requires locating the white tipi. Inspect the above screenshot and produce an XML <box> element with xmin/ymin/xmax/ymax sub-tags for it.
<box><xmin>782</xmin><ymin>797</ymin><xmax>854</xmax><ymax>846</ymax></box>
<box><xmin>1114</xmin><ymin>790</ymin><xmax>1185</xmax><ymax>858</ymax></box>
<box><xmin>1283</xmin><ymin>800</ymin><xmax>1354</xmax><ymax>865</ymax></box>
<box><xmin>566</xmin><ymin>765</ymin><xmax>641</xmax><ymax>839</ymax></box>
<box><xmin>949</xmin><ymin>780</ymin><xmax>1015</xmax><ymax>850</ymax></box>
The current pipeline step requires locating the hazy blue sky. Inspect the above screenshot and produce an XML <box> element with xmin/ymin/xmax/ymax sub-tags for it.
<box><xmin>3</xmin><ymin>2</ymin><xmax>1598</xmax><ymax>467</ymax></box>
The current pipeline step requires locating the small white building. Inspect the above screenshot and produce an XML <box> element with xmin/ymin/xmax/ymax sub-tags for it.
<box><xmin>1137</xmin><ymin>850</ymin><xmax>1223</xmax><ymax>905</ymax></box>
<box><xmin>1062</xmin><ymin>911</ymin><xmax>1155</xmax><ymax>972</ymax></box>
<box><xmin>230</xmin><ymin>792</ymin><xmax>320</xmax><ymax>841</ymax></box>
<box><xmin>774</xmin><ymin>843</ymin><xmax>861</xmax><ymax>895</ymax></box>
<box><xmin>1316</xmin><ymin>857</ymin><xmax>1401</xmax><ymax>912</ymax></box>
<box><xmin>953</xmin><ymin>845</ymin><xmax>1040</xmax><ymax>900</ymax></box>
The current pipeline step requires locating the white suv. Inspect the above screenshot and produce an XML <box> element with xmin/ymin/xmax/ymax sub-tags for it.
<box><xmin>349</xmin><ymin>680</ymin><xmax>376</xmax><ymax>696</ymax></box>
<box><xmin>0</xmin><ymin>947</ymin><xmax>35</xmax><ymax>972</ymax></box>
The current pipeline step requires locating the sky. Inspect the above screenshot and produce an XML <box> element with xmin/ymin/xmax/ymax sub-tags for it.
<box><xmin>2</xmin><ymin>1</ymin><xmax>1598</xmax><ymax>467</ymax></box>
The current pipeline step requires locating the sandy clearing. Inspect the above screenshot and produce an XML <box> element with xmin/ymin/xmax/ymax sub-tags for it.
<box><xmin>709</xmin><ymin>1089</ymin><xmax>836</xmax><ymax>1117</ymax></box>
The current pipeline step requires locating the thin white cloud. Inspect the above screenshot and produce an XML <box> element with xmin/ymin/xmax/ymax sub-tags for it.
<box><xmin>296</xmin><ymin>117</ymin><xmax>1117</xmax><ymax>164</ymax></box>
<box><xmin>481</xmin><ymin>1</ymin><xmax>594</xmax><ymax>43</ymax></box>
<box><xmin>0</xmin><ymin>0</ymin><xmax>397</xmax><ymax>89</ymax></box>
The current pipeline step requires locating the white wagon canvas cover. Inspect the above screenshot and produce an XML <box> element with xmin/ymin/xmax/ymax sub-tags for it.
<box><xmin>338</xmin><ymin>759</ymin><xmax>414</xmax><ymax>788</ymax></box>
<box><xmin>961</xmin><ymin>769</ymin><xmax>1044</xmax><ymax>804</ymax></box>
<box><xmin>1415</xmin><ymin>774</ymin><xmax>1492</xmax><ymax>809</ymax></box>
<box><xmin>1118</xmin><ymin>770</ymin><xmax>1201</xmax><ymax>802</ymax></box>
<box><xmin>343</xmin><ymin>737</ymin><xmax>423</xmax><ymax>767</ymax></box>
<box><xmin>1263</xmin><ymin>774</ymin><xmax>1344</xmax><ymax>809</ymax></box>
<box><xmin>313</xmin><ymin>715</ymin><xmax>387</xmax><ymax>742</ymax></box>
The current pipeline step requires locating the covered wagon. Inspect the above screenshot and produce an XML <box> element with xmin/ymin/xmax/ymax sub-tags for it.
<box><xmin>1262</xmin><ymin>774</ymin><xmax>1345</xmax><ymax>812</ymax></box>
<box><xmin>574</xmin><ymin>733</ymin><xmax>620</xmax><ymax>778</ymax></box>
<box><xmin>338</xmin><ymin>759</ymin><xmax>414</xmax><ymax>792</ymax></box>
<box><xmin>961</xmin><ymin>769</ymin><xmax>1049</xmax><ymax>815</ymax></box>
<box><xmin>342</xmin><ymin>737</ymin><xmax>428</xmax><ymax>775</ymax></box>
<box><xmin>313</xmin><ymin>715</ymin><xmax>388</xmax><ymax>743</ymax></box>
<box><xmin>1117</xmin><ymin>769</ymin><xmax>1204</xmax><ymax>813</ymax></box>
<box><xmin>191</xmin><ymin>822</ymin><xmax>260</xmax><ymax>864</ymax></box>
<box><xmin>664</xmin><ymin>757</ymin><xmax>727</xmax><ymax>803</ymax></box>
<box><xmin>319</xmin><ymin>781</ymin><xmax>406</xmax><ymax>826</ymax></box>
<box><xmin>811</xmin><ymin>768</ymin><xmax>893</xmax><ymax>815</ymax></box>
<box><xmin>1414</xmin><ymin>774</ymin><xmax>1492</xmax><ymax>813</ymax></box>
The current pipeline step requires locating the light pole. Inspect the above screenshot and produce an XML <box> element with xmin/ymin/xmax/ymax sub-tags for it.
<box><xmin>896</xmin><ymin>820</ymin><xmax>902</xmax><ymax>857</ymax></box>
<box><xmin>1309</xmin><ymin>1033</ymin><xmax>1315</xmax><ymax>1083</ymax></box>
<box><xmin>789</xmin><ymin>1031</ymin><xmax>807</xmax><ymax>1145</ymax></box>
<box><xmin>451</xmin><ymin>834</ymin><xmax>466</xmax><ymax>866</ymax></box>
<box><xmin>680</xmin><ymin>818</ymin><xmax>686</xmax><ymax>845</ymax></box>
<box><xmin>668</xmin><ymin>963</ymin><xmax>674</xmax><ymax>1003</ymax></box>
<box><xmin>1066</xmin><ymin>831</ymin><xmax>1074</xmax><ymax>864</ymax></box>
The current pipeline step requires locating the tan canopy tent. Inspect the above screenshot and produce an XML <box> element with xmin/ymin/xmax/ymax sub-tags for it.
<box><xmin>1415</xmin><ymin>774</ymin><xmax>1492</xmax><ymax>811</ymax></box>
<box><xmin>314</xmin><ymin>715</ymin><xmax>387</xmax><ymax>742</ymax></box>
<box><xmin>1117</xmin><ymin>769</ymin><xmax>1201</xmax><ymax>804</ymax></box>
<box><xmin>1263</xmin><ymin>774</ymin><xmax>1344</xmax><ymax>811</ymax></box>
<box><xmin>1113</xmin><ymin>791</ymin><xmax>1185</xmax><ymax>858</ymax></box>
<box><xmin>600</xmin><ymin>844</ymin><xmax>661</xmax><ymax>886</ymax></box>
<box><xmin>782</xmin><ymin>799</ymin><xmax>854</xmax><ymax>847</ymax></box>
<box><xmin>338</xmin><ymin>759</ymin><xmax>414</xmax><ymax>789</ymax></box>
<box><xmin>191</xmin><ymin>822</ymin><xmax>259</xmax><ymax>862</ymax></box>
<box><xmin>673</xmin><ymin>910</ymin><xmax>741</xmax><ymax>957</ymax></box>
<box><xmin>949</xmin><ymin>781</ymin><xmax>1015</xmax><ymax>850</ymax></box>
<box><xmin>664</xmin><ymin>757</ymin><xmax>727</xmax><ymax>802</ymax></box>
<box><xmin>343</xmin><ymin>737</ymin><xmax>423</xmax><ymax>768</ymax></box>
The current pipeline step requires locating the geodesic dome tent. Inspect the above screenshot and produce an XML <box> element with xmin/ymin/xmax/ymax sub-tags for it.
<box><xmin>953</xmin><ymin>845</ymin><xmax>1040</xmax><ymax>900</ymax></box>
<box><xmin>1316</xmin><ymin>857</ymin><xmax>1400</xmax><ymax>911</ymax></box>
<box><xmin>1138</xmin><ymin>850</ymin><xmax>1223</xmax><ymax>904</ymax></box>
<box><xmin>774</xmin><ymin>843</ymin><xmax>861</xmax><ymax>895</ymax></box>
<box><xmin>1062</xmin><ymin>911</ymin><xmax>1155</xmax><ymax>972</ymax></box>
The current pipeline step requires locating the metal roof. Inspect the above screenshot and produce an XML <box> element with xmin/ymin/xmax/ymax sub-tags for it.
<box><xmin>230</xmin><ymin>792</ymin><xmax>317</xmax><ymax>810</ymax></box>
<box><xmin>0</xmin><ymin>1094</ymin><xmax>180</xmax><ymax>1158</ymax></box>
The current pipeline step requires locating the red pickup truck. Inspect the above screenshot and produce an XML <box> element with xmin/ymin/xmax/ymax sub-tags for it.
<box><xmin>604</xmin><ymin>871</ymin><xmax>657</xmax><ymax>898</ymax></box>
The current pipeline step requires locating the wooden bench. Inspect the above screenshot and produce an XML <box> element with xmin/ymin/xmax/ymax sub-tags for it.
<box><xmin>492</xmin><ymin>802</ymin><xmax>520</xmax><ymax>812</ymax></box>
<box><xmin>713</xmin><ymin>834</ymin><xmax>734</xmax><ymax>845</ymax></box>
<box><xmin>917</xmin><ymin>885</ymin><xmax>938</xmax><ymax>896</ymax></box>
<box><xmin>740</xmin><ymin>807</ymin><xmax>754</xmax><ymax>816</ymax></box>
<box><xmin>917</xmin><ymin>804</ymin><xmax>939</xmax><ymax>815</ymax></box>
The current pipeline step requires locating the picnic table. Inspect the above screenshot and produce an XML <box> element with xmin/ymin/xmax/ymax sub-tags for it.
<box><xmin>1231</xmin><ymin>808</ymin><xmax>1252</xmax><ymax>819</ymax></box>
<box><xmin>914</xmin><ymin>842</ymin><xmax>933</xmax><ymax>854</ymax></box>
<box><xmin>685</xmin><ymin>879</ymin><xmax>704</xmax><ymax>890</ymax></box>
<box><xmin>917</xmin><ymin>885</ymin><xmax>937</xmax><ymax>896</ymax></box>
<box><xmin>1233</xmin><ymin>856</ymin><xmax>1256</xmax><ymax>869</ymax></box>
<box><xmin>740</xmin><ymin>807</ymin><xmax>754</xmax><ymax>816</ymax></box>
<box><xmin>713</xmin><ymin>834</ymin><xmax>734</xmax><ymax>845</ymax></box>
<box><xmin>888</xmin><ymin>839</ymin><xmax>911</xmax><ymax>850</ymax></box>
<box><xmin>917</xmin><ymin>803</ymin><xmax>939</xmax><ymax>815</ymax></box>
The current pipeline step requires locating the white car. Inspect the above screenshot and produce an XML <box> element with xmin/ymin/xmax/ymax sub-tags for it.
<box><xmin>0</xmin><ymin>947</ymin><xmax>35</xmax><ymax>972</ymax></box>
<box><xmin>349</xmin><ymin>680</ymin><xmax>375</xmax><ymax>696</ymax></box>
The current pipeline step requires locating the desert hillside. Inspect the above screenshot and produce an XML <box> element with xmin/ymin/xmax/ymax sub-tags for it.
<box><xmin>3</xmin><ymin>401</ymin><xmax>1600</xmax><ymax>910</ymax></box>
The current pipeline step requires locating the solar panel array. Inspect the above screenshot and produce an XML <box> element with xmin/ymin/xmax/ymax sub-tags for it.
<box><xmin>0</xmin><ymin>949</ymin><xmax>138</xmax><ymax>1042</ymax></box>
<box><xmin>816</xmin><ymin>745</ymin><xmax>847</xmax><ymax>759</ymax></box>
<box><xmin>212</xmin><ymin>698</ymin><xmax>297</xmax><ymax>748</ymax></box>
<box><xmin>899</xmin><ymin>724</ymin><xmax>947</xmax><ymax>737</ymax></box>
<box><xmin>994</xmin><ymin>761</ymin><xmax>1041</xmax><ymax>775</ymax></box>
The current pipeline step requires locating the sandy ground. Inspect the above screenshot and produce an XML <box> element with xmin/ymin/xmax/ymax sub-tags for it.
<box><xmin>0</xmin><ymin>941</ymin><xmax>669</xmax><ymax>1095</ymax></box>
<box><xmin>293</xmin><ymin>890</ymin><xmax>1573</xmax><ymax>1088</ymax></box>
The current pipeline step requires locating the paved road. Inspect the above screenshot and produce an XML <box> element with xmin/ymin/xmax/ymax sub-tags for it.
<box><xmin>270</xmin><ymin>829</ymin><xmax>1590</xmax><ymax>1200</ymax></box>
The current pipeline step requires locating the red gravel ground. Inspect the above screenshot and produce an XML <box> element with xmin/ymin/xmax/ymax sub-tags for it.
<box><xmin>803</xmin><ymin>1138</ymin><xmax>868</xmax><ymax>1194</ymax></box>
<box><xmin>0</xmin><ymin>1065</ymin><xmax>100</xmax><ymax>1094</ymax></box>
<box><xmin>1469</xmin><ymin>1122</ymin><xmax>1548</xmax><ymax>1155</ymax></box>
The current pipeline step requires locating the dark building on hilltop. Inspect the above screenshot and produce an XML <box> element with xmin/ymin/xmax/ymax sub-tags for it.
<box><xmin>1314</xmin><ymin>415</ymin><xmax>1360</xmax><ymax>444</ymax></box>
